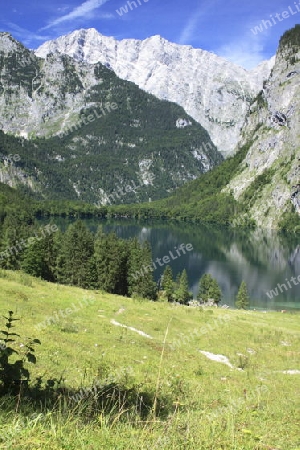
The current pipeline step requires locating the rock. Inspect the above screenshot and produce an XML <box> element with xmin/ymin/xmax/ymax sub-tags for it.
<box><xmin>271</xmin><ymin>111</ymin><xmax>287</xmax><ymax>126</ymax></box>
<box><xmin>36</xmin><ymin>28</ymin><xmax>274</xmax><ymax>156</ymax></box>
<box><xmin>291</xmin><ymin>184</ymin><xmax>300</xmax><ymax>214</ymax></box>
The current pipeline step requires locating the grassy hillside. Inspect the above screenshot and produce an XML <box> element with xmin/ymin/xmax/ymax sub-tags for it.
<box><xmin>0</xmin><ymin>270</ymin><xmax>299</xmax><ymax>449</ymax></box>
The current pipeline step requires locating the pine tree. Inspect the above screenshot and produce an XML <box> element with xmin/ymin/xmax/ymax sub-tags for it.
<box><xmin>127</xmin><ymin>239</ymin><xmax>157</xmax><ymax>300</ymax></box>
<box><xmin>82</xmin><ymin>255</ymin><xmax>98</xmax><ymax>290</ymax></box>
<box><xmin>21</xmin><ymin>241</ymin><xmax>45</xmax><ymax>278</ymax></box>
<box><xmin>235</xmin><ymin>281</ymin><xmax>250</xmax><ymax>309</ymax></box>
<box><xmin>94</xmin><ymin>230</ymin><xmax>128</xmax><ymax>295</ymax></box>
<box><xmin>0</xmin><ymin>211</ymin><xmax>33</xmax><ymax>270</ymax></box>
<box><xmin>57</xmin><ymin>221</ymin><xmax>94</xmax><ymax>287</ymax></box>
<box><xmin>21</xmin><ymin>231</ymin><xmax>58</xmax><ymax>282</ymax></box>
<box><xmin>197</xmin><ymin>273</ymin><xmax>222</xmax><ymax>304</ymax></box>
<box><xmin>175</xmin><ymin>269</ymin><xmax>191</xmax><ymax>304</ymax></box>
<box><xmin>209</xmin><ymin>278</ymin><xmax>222</xmax><ymax>305</ymax></box>
<box><xmin>161</xmin><ymin>265</ymin><xmax>174</xmax><ymax>301</ymax></box>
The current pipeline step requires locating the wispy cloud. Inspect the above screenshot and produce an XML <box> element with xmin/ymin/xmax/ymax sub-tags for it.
<box><xmin>178</xmin><ymin>1</ymin><xmax>221</xmax><ymax>45</ymax></box>
<box><xmin>178</xmin><ymin>8</ymin><xmax>203</xmax><ymax>44</ymax></box>
<box><xmin>4</xmin><ymin>22</ymin><xmax>51</xmax><ymax>46</ymax></box>
<box><xmin>215</xmin><ymin>29</ymin><xmax>272</xmax><ymax>69</ymax></box>
<box><xmin>40</xmin><ymin>0</ymin><xmax>112</xmax><ymax>31</ymax></box>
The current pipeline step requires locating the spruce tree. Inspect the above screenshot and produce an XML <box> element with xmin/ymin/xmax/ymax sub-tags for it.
<box><xmin>235</xmin><ymin>281</ymin><xmax>250</xmax><ymax>309</ymax></box>
<box><xmin>161</xmin><ymin>265</ymin><xmax>174</xmax><ymax>301</ymax></box>
<box><xmin>21</xmin><ymin>241</ymin><xmax>45</xmax><ymax>279</ymax></box>
<box><xmin>22</xmin><ymin>226</ymin><xmax>58</xmax><ymax>282</ymax></box>
<box><xmin>175</xmin><ymin>269</ymin><xmax>191</xmax><ymax>304</ymax></box>
<box><xmin>127</xmin><ymin>237</ymin><xmax>144</xmax><ymax>297</ymax></box>
<box><xmin>0</xmin><ymin>211</ymin><xmax>33</xmax><ymax>270</ymax></box>
<box><xmin>57</xmin><ymin>221</ymin><xmax>94</xmax><ymax>287</ymax></box>
<box><xmin>198</xmin><ymin>273</ymin><xmax>222</xmax><ymax>304</ymax></box>
<box><xmin>138</xmin><ymin>241</ymin><xmax>157</xmax><ymax>300</ymax></box>
<box><xmin>209</xmin><ymin>278</ymin><xmax>222</xmax><ymax>305</ymax></box>
<box><xmin>198</xmin><ymin>274</ymin><xmax>213</xmax><ymax>302</ymax></box>
<box><xmin>94</xmin><ymin>230</ymin><xmax>128</xmax><ymax>295</ymax></box>
<box><xmin>82</xmin><ymin>255</ymin><xmax>99</xmax><ymax>290</ymax></box>
<box><xmin>127</xmin><ymin>239</ymin><xmax>157</xmax><ymax>300</ymax></box>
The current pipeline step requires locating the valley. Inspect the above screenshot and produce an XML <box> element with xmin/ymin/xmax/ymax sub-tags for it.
<box><xmin>0</xmin><ymin>14</ymin><xmax>299</xmax><ymax>450</ymax></box>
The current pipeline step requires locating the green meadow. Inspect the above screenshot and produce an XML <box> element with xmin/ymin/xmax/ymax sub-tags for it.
<box><xmin>0</xmin><ymin>270</ymin><xmax>299</xmax><ymax>450</ymax></box>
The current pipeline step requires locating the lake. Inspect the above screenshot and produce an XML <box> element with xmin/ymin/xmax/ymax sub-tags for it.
<box><xmin>46</xmin><ymin>218</ymin><xmax>300</xmax><ymax>311</ymax></box>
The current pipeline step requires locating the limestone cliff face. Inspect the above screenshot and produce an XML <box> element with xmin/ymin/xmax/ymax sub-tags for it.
<box><xmin>0</xmin><ymin>159</ymin><xmax>39</xmax><ymax>193</ymax></box>
<box><xmin>0</xmin><ymin>33</ymin><xmax>98</xmax><ymax>138</ymax></box>
<box><xmin>291</xmin><ymin>184</ymin><xmax>300</xmax><ymax>214</ymax></box>
<box><xmin>36</xmin><ymin>28</ymin><xmax>274</xmax><ymax>156</ymax></box>
<box><xmin>0</xmin><ymin>33</ymin><xmax>223</xmax><ymax>204</ymax></box>
<box><xmin>224</xmin><ymin>26</ymin><xmax>300</xmax><ymax>228</ymax></box>
<box><xmin>0</xmin><ymin>29</ymin><xmax>274</xmax><ymax>156</ymax></box>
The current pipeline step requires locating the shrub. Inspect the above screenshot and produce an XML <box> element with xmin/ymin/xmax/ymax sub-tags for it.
<box><xmin>0</xmin><ymin>310</ymin><xmax>40</xmax><ymax>394</ymax></box>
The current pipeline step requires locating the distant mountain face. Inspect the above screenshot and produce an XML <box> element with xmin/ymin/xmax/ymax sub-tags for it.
<box><xmin>36</xmin><ymin>28</ymin><xmax>275</xmax><ymax>156</ymax></box>
<box><xmin>152</xmin><ymin>25</ymin><xmax>299</xmax><ymax>230</ymax></box>
<box><xmin>224</xmin><ymin>25</ymin><xmax>300</xmax><ymax>228</ymax></box>
<box><xmin>0</xmin><ymin>26</ymin><xmax>298</xmax><ymax>230</ymax></box>
<box><xmin>0</xmin><ymin>33</ymin><xmax>222</xmax><ymax>204</ymax></box>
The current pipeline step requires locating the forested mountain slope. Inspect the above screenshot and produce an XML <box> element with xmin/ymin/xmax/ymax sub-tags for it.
<box><xmin>0</xmin><ymin>33</ymin><xmax>222</xmax><ymax>204</ymax></box>
<box><xmin>108</xmin><ymin>26</ymin><xmax>300</xmax><ymax>231</ymax></box>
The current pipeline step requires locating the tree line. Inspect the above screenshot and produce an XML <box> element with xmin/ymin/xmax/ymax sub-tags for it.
<box><xmin>0</xmin><ymin>217</ymin><xmax>193</xmax><ymax>303</ymax></box>
<box><xmin>0</xmin><ymin>207</ymin><xmax>250</xmax><ymax>307</ymax></box>
<box><xmin>160</xmin><ymin>267</ymin><xmax>250</xmax><ymax>309</ymax></box>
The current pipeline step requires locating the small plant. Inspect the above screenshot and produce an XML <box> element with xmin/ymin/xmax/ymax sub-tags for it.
<box><xmin>19</xmin><ymin>273</ymin><xmax>33</xmax><ymax>287</ymax></box>
<box><xmin>237</xmin><ymin>354</ymin><xmax>249</xmax><ymax>370</ymax></box>
<box><xmin>0</xmin><ymin>310</ymin><xmax>40</xmax><ymax>394</ymax></box>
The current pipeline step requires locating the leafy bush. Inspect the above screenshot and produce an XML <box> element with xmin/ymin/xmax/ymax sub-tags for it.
<box><xmin>0</xmin><ymin>311</ymin><xmax>40</xmax><ymax>394</ymax></box>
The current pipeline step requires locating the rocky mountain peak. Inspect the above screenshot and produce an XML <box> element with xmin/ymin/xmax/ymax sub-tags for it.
<box><xmin>224</xmin><ymin>25</ymin><xmax>300</xmax><ymax>228</ymax></box>
<box><xmin>0</xmin><ymin>32</ymin><xmax>26</xmax><ymax>54</ymax></box>
<box><xmin>36</xmin><ymin>29</ymin><xmax>275</xmax><ymax>156</ymax></box>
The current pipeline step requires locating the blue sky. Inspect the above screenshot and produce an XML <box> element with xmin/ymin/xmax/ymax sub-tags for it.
<box><xmin>1</xmin><ymin>0</ymin><xmax>299</xmax><ymax>69</ymax></box>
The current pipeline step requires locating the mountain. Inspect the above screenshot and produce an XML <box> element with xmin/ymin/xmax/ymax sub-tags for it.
<box><xmin>224</xmin><ymin>24</ymin><xmax>300</xmax><ymax>229</ymax></box>
<box><xmin>0</xmin><ymin>33</ymin><xmax>222</xmax><ymax>204</ymax></box>
<box><xmin>108</xmin><ymin>26</ymin><xmax>300</xmax><ymax>231</ymax></box>
<box><xmin>36</xmin><ymin>28</ymin><xmax>275</xmax><ymax>157</ymax></box>
<box><xmin>0</xmin><ymin>27</ymin><xmax>298</xmax><ymax>230</ymax></box>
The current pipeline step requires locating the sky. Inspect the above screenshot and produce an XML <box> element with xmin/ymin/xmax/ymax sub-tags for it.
<box><xmin>1</xmin><ymin>0</ymin><xmax>300</xmax><ymax>69</ymax></box>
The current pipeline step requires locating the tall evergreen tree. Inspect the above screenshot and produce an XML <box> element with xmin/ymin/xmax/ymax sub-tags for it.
<box><xmin>235</xmin><ymin>281</ymin><xmax>250</xmax><ymax>309</ymax></box>
<box><xmin>94</xmin><ymin>229</ymin><xmax>128</xmax><ymax>295</ymax></box>
<box><xmin>161</xmin><ymin>265</ymin><xmax>174</xmax><ymax>301</ymax></box>
<box><xmin>82</xmin><ymin>255</ymin><xmax>98</xmax><ymax>290</ymax></box>
<box><xmin>21</xmin><ymin>229</ymin><xmax>58</xmax><ymax>281</ymax></box>
<box><xmin>197</xmin><ymin>273</ymin><xmax>222</xmax><ymax>304</ymax></box>
<box><xmin>0</xmin><ymin>211</ymin><xmax>33</xmax><ymax>270</ymax></box>
<box><xmin>57</xmin><ymin>221</ymin><xmax>94</xmax><ymax>287</ymax></box>
<box><xmin>175</xmin><ymin>269</ymin><xmax>191</xmax><ymax>304</ymax></box>
<box><xmin>127</xmin><ymin>239</ymin><xmax>157</xmax><ymax>300</ymax></box>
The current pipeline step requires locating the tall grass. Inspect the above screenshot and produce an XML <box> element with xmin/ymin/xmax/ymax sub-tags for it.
<box><xmin>0</xmin><ymin>271</ymin><xmax>299</xmax><ymax>449</ymax></box>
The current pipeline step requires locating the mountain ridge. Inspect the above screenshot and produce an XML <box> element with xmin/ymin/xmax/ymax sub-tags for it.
<box><xmin>0</xmin><ymin>26</ymin><xmax>299</xmax><ymax>230</ymax></box>
<box><xmin>0</xmin><ymin>37</ymin><xmax>222</xmax><ymax>204</ymax></box>
<box><xmin>35</xmin><ymin>28</ymin><xmax>275</xmax><ymax>156</ymax></box>
<box><xmin>104</xmin><ymin>25</ymin><xmax>300</xmax><ymax>230</ymax></box>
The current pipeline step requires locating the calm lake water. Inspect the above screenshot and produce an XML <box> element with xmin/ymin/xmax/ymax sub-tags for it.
<box><xmin>50</xmin><ymin>218</ymin><xmax>300</xmax><ymax>311</ymax></box>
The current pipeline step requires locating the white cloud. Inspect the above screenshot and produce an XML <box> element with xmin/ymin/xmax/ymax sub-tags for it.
<box><xmin>178</xmin><ymin>8</ymin><xmax>203</xmax><ymax>44</ymax></box>
<box><xmin>215</xmin><ymin>32</ymin><xmax>270</xmax><ymax>69</ymax></box>
<box><xmin>40</xmin><ymin>0</ymin><xmax>112</xmax><ymax>31</ymax></box>
<box><xmin>5</xmin><ymin>22</ymin><xmax>51</xmax><ymax>46</ymax></box>
<box><xmin>178</xmin><ymin>0</ymin><xmax>220</xmax><ymax>45</ymax></box>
